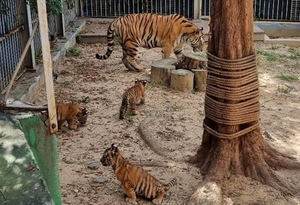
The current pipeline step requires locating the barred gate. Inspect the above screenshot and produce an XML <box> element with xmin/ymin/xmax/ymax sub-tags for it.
<box><xmin>0</xmin><ymin>0</ymin><xmax>23</xmax><ymax>92</ymax></box>
<box><xmin>202</xmin><ymin>0</ymin><xmax>300</xmax><ymax>21</ymax></box>
<box><xmin>80</xmin><ymin>0</ymin><xmax>194</xmax><ymax>18</ymax></box>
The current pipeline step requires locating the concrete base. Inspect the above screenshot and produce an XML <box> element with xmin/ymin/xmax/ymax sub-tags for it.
<box><xmin>256</xmin><ymin>22</ymin><xmax>300</xmax><ymax>38</ymax></box>
<box><xmin>77</xmin><ymin>34</ymin><xmax>107</xmax><ymax>44</ymax></box>
<box><xmin>265</xmin><ymin>37</ymin><xmax>300</xmax><ymax>47</ymax></box>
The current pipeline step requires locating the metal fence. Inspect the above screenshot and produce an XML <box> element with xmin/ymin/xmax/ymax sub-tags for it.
<box><xmin>30</xmin><ymin>11</ymin><xmax>42</xmax><ymax>63</ymax></box>
<box><xmin>80</xmin><ymin>0</ymin><xmax>194</xmax><ymax>18</ymax></box>
<box><xmin>202</xmin><ymin>0</ymin><xmax>300</xmax><ymax>21</ymax></box>
<box><xmin>0</xmin><ymin>0</ymin><xmax>77</xmax><ymax>93</ymax></box>
<box><xmin>0</xmin><ymin>0</ymin><xmax>23</xmax><ymax>92</ymax></box>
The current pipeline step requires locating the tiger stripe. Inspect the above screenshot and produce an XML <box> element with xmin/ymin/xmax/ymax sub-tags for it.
<box><xmin>100</xmin><ymin>144</ymin><xmax>177</xmax><ymax>205</ymax></box>
<box><xmin>95</xmin><ymin>13</ymin><xmax>204</xmax><ymax>72</ymax></box>
<box><xmin>119</xmin><ymin>79</ymin><xmax>147</xmax><ymax>120</ymax></box>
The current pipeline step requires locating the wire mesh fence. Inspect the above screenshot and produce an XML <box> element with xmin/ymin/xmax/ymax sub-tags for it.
<box><xmin>0</xmin><ymin>0</ymin><xmax>23</xmax><ymax>92</ymax></box>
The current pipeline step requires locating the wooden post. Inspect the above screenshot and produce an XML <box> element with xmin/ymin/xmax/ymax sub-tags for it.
<box><xmin>192</xmin><ymin>69</ymin><xmax>207</xmax><ymax>92</ymax></box>
<box><xmin>151</xmin><ymin>58</ymin><xmax>176</xmax><ymax>86</ymax></box>
<box><xmin>37</xmin><ymin>0</ymin><xmax>58</xmax><ymax>134</ymax></box>
<box><xmin>170</xmin><ymin>69</ymin><xmax>194</xmax><ymax>91</ymax></box>
<box><xmin>175</xmin><ymin>52</ymin><xmax>207</xmax><ymax>70</ymax></box>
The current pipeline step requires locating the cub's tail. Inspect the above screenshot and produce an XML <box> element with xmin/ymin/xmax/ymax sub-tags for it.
<box><xmin>95</xmin><ymin>23</ymin><xmax>115</xmax><ymax>60</ymax></box>
<box><xmin>165</xmin><ymin>177</ymin><xmax>178</xmax><ymax>190</ymax></box>
<box><xmin>119</xmin><ymin>97</ymin><xmax>128</xmax><ymax>120</ymax></box>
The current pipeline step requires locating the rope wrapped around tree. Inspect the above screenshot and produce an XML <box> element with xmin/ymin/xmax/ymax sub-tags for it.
<box><xmin>203</xmin><ymin>52</ymin><xmax>260</xmax><ymax>139</ymax></box>
<box><xmin>189</xmin><ymin>51</ymin><xmax>300</xmax><ymax>197</ymax></box>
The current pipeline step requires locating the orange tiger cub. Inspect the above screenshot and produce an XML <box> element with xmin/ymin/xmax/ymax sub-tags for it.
<box><xmin>56</xmin><ymin>102</ymin><xmax>88</xmax><ymax>130</ymax></box>
<box><xmin>96</xmin><ymin>13</ymin><xmax>205</xmax><ymax>72</ymax></box>
<box><xmin>119</xmin><ymin>79</ymin><xmax>147</xmax><ymax>119</ymax></box>
<box><xmin>100</xmin><ymin>144</ymin><xmax>177</xmax><ymax>205</ymax></box>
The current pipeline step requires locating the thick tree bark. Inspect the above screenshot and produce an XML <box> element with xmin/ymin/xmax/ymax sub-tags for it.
<box><xmin>189</xmin><ymin>0</ymin><xmax>300</xmax><ymax>195</ymax></box>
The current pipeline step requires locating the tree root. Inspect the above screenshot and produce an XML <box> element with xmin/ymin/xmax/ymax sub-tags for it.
<box><xmin>188</xmin><ymin>126</ymin><xmax>300</xmax><ymax>195</ymax></box>
<box><xmin>138</xmin><ymin>111</ymin><xmax>172</xmax><ymax>158</ymax></box>
<box><xmin>131</xmin><ymin>160</ymin><xmax>176</xmax><ymax>168</ymax></box>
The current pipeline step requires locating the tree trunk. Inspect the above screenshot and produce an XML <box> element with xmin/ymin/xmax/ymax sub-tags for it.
<box><xmin>189</xmin><ymin>0</ymin><xmax>300</xmax><ymax>195</ymax></box>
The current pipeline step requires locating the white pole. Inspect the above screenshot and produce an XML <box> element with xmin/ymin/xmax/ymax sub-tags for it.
<box><xmin>37</xmin><ymin>0</ymin><xmax>58</xmax><ymax>134</ymax></box>
<box><xmin>194</xmin><ymin>0</ymin><xmax>202</xmax><ymax>19</ymax></box>
<box><xmin>26</xmin><ymin>3</ymin><xmax>36</xmax><ymax>69</ymax></box>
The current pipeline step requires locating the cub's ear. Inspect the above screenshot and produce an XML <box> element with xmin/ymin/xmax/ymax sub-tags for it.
<box><xmin>111</xmin><ymin>143</ymin><xmax>119</xmax><ymax>151</ymax></box>
<box><xmin>135</xmin><ymin>79</ymin><xmax>139</xmax><ymax>83</ymax></box>
<box><xmin>83</xmin><ymin>107</ymin><xmax>88</xmax><ymax>114</ymax></box>
<box><xmin>143</xmin><ymin>80</ymin><xmax>147</xmax><ymax>85</ymax></box>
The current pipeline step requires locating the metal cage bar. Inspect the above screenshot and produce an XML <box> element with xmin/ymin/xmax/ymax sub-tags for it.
<box><xmin>0</xmin><ymin>0</ymin><xmax>23</xmax><ymax>92</ymax></box>
<box><xmin>80</xmin><ymin>0</ymin><xmax>194</xmax><ymax>18</ymax></box>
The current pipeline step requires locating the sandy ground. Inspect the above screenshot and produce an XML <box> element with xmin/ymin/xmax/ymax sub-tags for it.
<box><xmin>35</xmin><ymin>23</ymin><xmax>300</xmax><ymax>205</ymax></box>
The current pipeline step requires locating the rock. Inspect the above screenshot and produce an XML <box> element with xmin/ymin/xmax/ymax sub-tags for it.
<box><xmin>93</xmin><ymin>176</ymin><xmax>108</xmax><ymax>183</ymax></box>
<box><xmin>87</xmin><ymin>161</ymin><xmax>100</xmax><ymax>170</ymax></box>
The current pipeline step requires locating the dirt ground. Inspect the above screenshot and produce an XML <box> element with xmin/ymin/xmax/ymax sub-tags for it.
<box><xmin>35</xmin><ymin>23</ymin><xmax>300</xmax><ymax>205</ymax></box>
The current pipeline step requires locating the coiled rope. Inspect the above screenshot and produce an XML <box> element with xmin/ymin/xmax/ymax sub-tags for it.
<box><xmin>203</xmin><ymin>52</ymin><xmax>260</xmax><ymax>139</ymax></box>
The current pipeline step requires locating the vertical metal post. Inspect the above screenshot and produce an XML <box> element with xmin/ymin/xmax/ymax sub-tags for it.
<box><xmin>56</xmin><ymin>0</ymin><xmax>65</xmax><ymax>38</ymax></box>
<box><xmin>37</xmin><ymin>0</ymin><xmax>58</xmax><ymax>134</ymax></box>
<box><xmin>78</xmin><ymin>0</ymin><xmax>83</xmax><ymax>16</ymax></box>
<box><xmin>19</xmin><ymin>0</ymin><xmax>36</xmax><ymax>70</ymax></box>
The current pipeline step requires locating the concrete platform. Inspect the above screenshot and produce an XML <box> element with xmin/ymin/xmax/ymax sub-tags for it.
<box><xmin>77</xmin><ymin>19</ymin><xmax>266</xmax><ymax>44</ymax></box>
<box><xmin>264</xmin><ymin>35</ymin><xmax>300</xmax><ymax>47</ymax></box>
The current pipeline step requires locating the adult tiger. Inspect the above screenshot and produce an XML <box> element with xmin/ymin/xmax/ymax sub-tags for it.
<box><xmin>95</xmin><ymin>13</ymin><xmax>205</xmax><ymax>72</ymax></box>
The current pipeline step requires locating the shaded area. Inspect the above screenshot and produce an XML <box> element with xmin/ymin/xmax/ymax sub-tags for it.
<box><xmin>0</xmin><ymin>112</ymin><xmax>54</xmax><ymax>204</ymax></box>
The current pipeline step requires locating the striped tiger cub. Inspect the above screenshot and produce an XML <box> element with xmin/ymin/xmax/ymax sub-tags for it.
<box><xmin>56</xmin><ymin>102</ymin><xmax>88</xmax><ymax>130</ymax></box>
<box><xmin>119</xmin><ymin>79</ymin><xmax>147</xmax><ymax>119</ymax></box>
<box><xmin>96</xmin><ymin>13</ymin><xmax>205</xmax><ymax>72</ymax></box>
<box><xmin>100</xmin><ymin>144</ymin><xmax>177</xmax><ymax>205</ymax></box>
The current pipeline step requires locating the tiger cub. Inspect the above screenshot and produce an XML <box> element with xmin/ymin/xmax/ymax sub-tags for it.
<box><xmin>100</xmin><ymin>144</ymin><xmax>177</xmax><ymax>205</ymax></box>
<box><xmin>96</xmin><ymin>13</ymin><xmax>205</xmax><ymax>72</ymax></box>
<box><xmin>119</xmin><ymin>79</ymin><xmax>147</xmax><ymax>119</ymax></box>
<box><xmin>56</xmin><ymin>102</ymin><xmax>88</xmax><ymax>130</ymax></box>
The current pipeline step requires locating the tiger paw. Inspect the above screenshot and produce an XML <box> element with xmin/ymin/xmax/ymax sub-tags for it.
<box><xmin>131</xmin><ymin>111</ymin><xmax>139</xmax><ymax>115</ymax></box>
<box><xmin>152</xmin><ymin>198</ymin><xmax>162</xmax><ymax>205</ymax></box>
<box><xmin>125</xmin><ymin>197</ymin><xmax>138</xmax><ymax>205</ymax></box>
<box><xmin>68</xmin><ymin>125</ymin><xmax>78</xmax><ymax>130</ymax></box>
